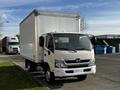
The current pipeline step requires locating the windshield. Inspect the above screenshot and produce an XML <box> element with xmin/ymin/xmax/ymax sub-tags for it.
<box><xmin>54</xmin><ymin>34</ymin><xmax>92</xmax><ymax>51</ymax></box>
<box><xmin>8</xmin><ymin>42</ymin><xmax>19</xmax><ymax>45</ymax></box>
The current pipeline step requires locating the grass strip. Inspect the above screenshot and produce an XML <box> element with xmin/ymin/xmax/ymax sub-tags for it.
<box><xmin>0</xmin><ymin>61</ymin><xmax>48</xmax><ymax>90</ymax></box>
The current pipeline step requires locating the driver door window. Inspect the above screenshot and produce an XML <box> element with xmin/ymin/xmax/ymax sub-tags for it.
<box><xmin>45</xmin><ymin>35</ymin><xmax>54</xmax><ymax>52</ymax></box>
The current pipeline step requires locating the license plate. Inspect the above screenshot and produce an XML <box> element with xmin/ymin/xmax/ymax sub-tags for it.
<box><xmin>74</xmin><ymin>69</ymin><xmax>83</xmax><ymax>73</ymax></box>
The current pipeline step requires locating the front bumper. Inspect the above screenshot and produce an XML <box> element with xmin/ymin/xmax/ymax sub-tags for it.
<box><xmin>9</xmin><ymin>49</ymin><xmax>20</xmax><ymax>54</ymax></box>
<box><xmin>9</xmin><ymin>51</ymin><xmax>19</xmax><ymax>54</ymax></box>
<box><xmin>53</xmin><ymin>65</ymin><xmax>96</xmax><ymax>77</ymax></box>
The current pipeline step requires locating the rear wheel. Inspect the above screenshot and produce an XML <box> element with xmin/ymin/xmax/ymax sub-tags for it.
<box><xmin>25</xmin><ymin>59</ymin><xmax>37</xmax><ymax>72</ymax></box>
<box><xmin>77</xmin><ymin>75</ymin><xmax>87</xmax><ymax>81</ymax></box>
<box><xmin>29</xmin><ymin>64</ymin><xmax>37</xmax><ymax>71</ymax></box>
<box><xmin>45</xmin><ymin>70</ymin><xmax>55</xmax><ymax>84</ymax></box>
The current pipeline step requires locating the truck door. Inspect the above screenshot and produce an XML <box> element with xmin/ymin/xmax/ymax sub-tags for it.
<box><xmin>44</xmin><ymin>34</ymin><xmax>55</xmax><ymax>70</ymax></box>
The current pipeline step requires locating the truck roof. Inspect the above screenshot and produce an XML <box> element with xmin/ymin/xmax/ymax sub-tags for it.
<box><xmin>2</xmin><ymin>36</ymin><xmax>17</xmax><ymax>39</ymax></box>
<box><xmin>20</xmin><ymin>9</ymin><xmax>80</xmax><ymax>25</ymax></box>
<box><xmin>42</xmin><ymin>32</ymin><xmax>88</xmax><ymax>36</ymax></box>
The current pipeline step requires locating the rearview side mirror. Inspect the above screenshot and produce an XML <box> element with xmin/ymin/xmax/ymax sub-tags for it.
<box><xmin>91</xmin><ymin>36</ymin><xmax>97</xmax><ymax>46</ymax></box>
<box><xmin>39</xmin><ymin>36</ymin><xmax>44</xmax><ymax>47</ymax></box>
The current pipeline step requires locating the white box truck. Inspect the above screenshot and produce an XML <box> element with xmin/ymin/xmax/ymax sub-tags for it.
<box><xmin>2</xmin><ymin>36</ymin><xmax>20</xmax><ymax>54</ymax></box>
<box><xmin>20</xmin><ymin>10</ymin><xmax>96</xmax><ymax>83</ymax></box>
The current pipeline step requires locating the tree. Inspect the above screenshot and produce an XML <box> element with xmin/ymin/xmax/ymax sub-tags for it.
<box><xmin>80</xmin><ymin>17</ymin><xmax>88</xmax><ymax>31</ymax></box>
<box><xmin>0</xmin><ymin>14</ymin><xmax>9</xmax><ymax>38</ymax></box>
<box><xmin>0</xmin><ymin>15</ymin><xmax>3</xmax><ymax>38</ymax></box>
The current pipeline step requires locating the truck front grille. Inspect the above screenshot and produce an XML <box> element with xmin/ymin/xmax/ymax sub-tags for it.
<box><xmin>64</xmin><ymin>59</ymin><xmax>90</xmax><ymax>68</ymax></box>
<box><xmin>65</xmin><ymin>59</ymin><xmax>90</xmax><ymax>63</ymax></box>
<box><xmin>13</xmin><ymin>48</ymin><xmax>18</xmax><ymax>52</ymax></box>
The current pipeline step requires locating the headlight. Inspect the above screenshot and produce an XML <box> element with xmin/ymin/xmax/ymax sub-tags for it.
<box><xmin>89</xmin><ymin>60</ymin><xmax>95</xmax><ymax>66</ymax></box>
<box><xmin>55</xmin><ymin>60</ymin><xmax>67</xmax><ymax>68</ymax></box>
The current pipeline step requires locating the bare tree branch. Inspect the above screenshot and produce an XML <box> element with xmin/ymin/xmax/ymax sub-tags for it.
<box><xmin>80</xmin><ymin>17</ymin><xmax>88</xmax><ymax>31</ymax></box>
<box><xmin>0</xmin><ymin>14</ymin><xmax>9</xmax><ymax>38</ymax></box>
<box><xmin>0</xmin><ymin>15</ymin><xmax>3</xmax><ymax>38</ymax></box>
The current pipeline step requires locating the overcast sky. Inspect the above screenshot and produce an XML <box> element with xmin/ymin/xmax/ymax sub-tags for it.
<box><xmin>0</xmin><ymin>0</ymin><xmax>120</xmax><ymax>36</ymax></box>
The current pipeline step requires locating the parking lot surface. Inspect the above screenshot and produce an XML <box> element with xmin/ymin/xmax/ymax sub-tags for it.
<box><xmin>0</xmin><ymin>54</ymin><xmax>120</xmax><ymax>90</ymax></box>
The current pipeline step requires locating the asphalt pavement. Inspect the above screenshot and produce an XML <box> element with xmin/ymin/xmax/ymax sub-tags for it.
<box><xmin>0</xmin><ymin>54</ymin><xmax>120</xmax><ymax>90</ymax></box>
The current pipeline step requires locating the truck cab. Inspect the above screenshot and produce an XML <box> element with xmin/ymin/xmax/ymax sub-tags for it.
<box><xmin>2</xmin><ymin>36</ymin><xmax>20</xmax><ymax>54</ymax></box>
<box><xmin>40</xmin><ymin>33</ymin><xmax>96</xmax><ymax>82</ymax></box>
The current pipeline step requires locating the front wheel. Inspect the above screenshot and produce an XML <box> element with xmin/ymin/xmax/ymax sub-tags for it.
<box><xmin>45</xmin><ymin>70</ymin><xmax>55</xmax><ymax>84</ymax></box>
<box><xmin>77</xmin><ymin>75</ymin><xmax>87</xmax><ymax>81</ymax></box>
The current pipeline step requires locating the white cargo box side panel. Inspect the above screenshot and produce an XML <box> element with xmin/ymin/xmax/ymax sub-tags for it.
<box><xmin>20</xmin><ymin>13</ymin><xmax>37</xmax><ymax>62</ymax></box>
<box><xmin>38</xmin><ymin>15</ymin><xmax>79</xmax><ymax>36</ymax></box>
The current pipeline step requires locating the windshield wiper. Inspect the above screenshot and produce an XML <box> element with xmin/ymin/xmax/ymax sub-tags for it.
<box><xmin>57</xmin><ymin>48</ymin><xmax>77</xmax><ymax>52</ymax></box>
<box><xmin>70</xmin><ymin>49</ymin><xmax>77</xmax><ymax>52</ymax></box>
<box><xmin>76</xmin><ymin>48</ymin><xmax>91</xmax><ymax>51</ymax></box>
<box><xmin>57</xmin><ymin>48</ymin><xmax>69</xmax><ymax>50</ymax></box>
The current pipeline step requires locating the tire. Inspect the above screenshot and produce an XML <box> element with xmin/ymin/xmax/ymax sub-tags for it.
<box><xmin>25</xmin><ymin>60</ymin><xmax>37</xmax><ymax>72</ymax></box>
<box><xmin>77</xmin><ymin>75</ymin><xmax>87</xmax><ymax>81</ymax></box>
<box><xmin>25</xmin><ymin>59</ymin><xmax>28</xmax><ymax>68</ymax></box>
<box><xmin>29</xmin><ymin>63</ymin><xmax>37</xmax><ymax>72</ymax></box>
<box><xmin>45</xmin><ymin>70</ymin><xmax>55</xmax><ymax>84</ymax></box>
<box><xmin>5</xmin><ymin>49</ymin><xmax>9</xmax><ymax>55</ymax></box>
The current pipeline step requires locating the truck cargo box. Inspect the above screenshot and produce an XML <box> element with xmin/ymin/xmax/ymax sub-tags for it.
<box><xmin>20</xmin><ymin>10</ymin><xmax>80</xmax><ymax>63</ymax></box>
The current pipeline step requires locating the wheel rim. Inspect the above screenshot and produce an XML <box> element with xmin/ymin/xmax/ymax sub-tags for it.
<box><xmin>27</xmin><ymin>65</ymin><xmax>30</xmax><ymax>71</ymax></box>
<box><xmin>45</xmin><ymin>71</ymin><xmax>51</xmax><ymax>82</ymax></box>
